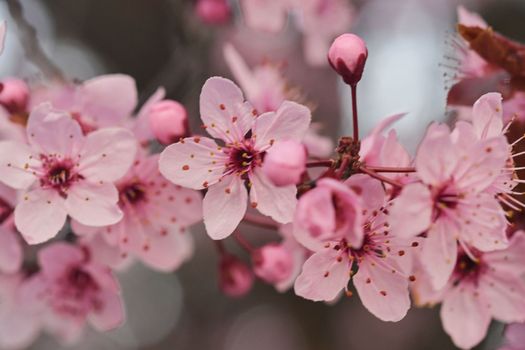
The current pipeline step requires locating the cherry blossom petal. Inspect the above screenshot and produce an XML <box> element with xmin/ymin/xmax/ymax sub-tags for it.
<box><xmin>389</xmin><ymin>183</ymin><xmax>432</xmax><ymax>239</ymax></box>
<box><xmin>133</xmin><ymin>87</ymin><xmax>166</xmax><ymax>142</ymax></box>
<box><xmin>415</xmin><ymin>123</ymin><xmax>459</xmax><ymax>186</ymax></box>
<box><xmin>294</xmin><ymin>249</ymin><xmax>349</xmax><ymax>302</ymax></box>
<box><xmin>26</xmin><ymin>103</ymin><xmax>84</xmax><ymax>157</ymax></box>
<box><xmin>253</xmin><ymin>101</ymin><xmax>311</xmax><ymax>150</ymax></box>
<box><xmin>0</xmin><ymin>227</ymin><xmax>22</xmax><ymax>274</ymax></box>
<box><xmin>241</xmin><ymin>0</ymin><xmax>288</xmax><ymax>32</ymax></box>
<box><xmin>14</xmin><ymin>189</ymin><xmax>67</xmax><ymax>244</ymax></box>
<box><xmin>421</xmin><ymin>219</ymin><xmax>458</xmax><ymax>290</ymax></box>
<box><xmin>459</xmin><ymin>194</ymin><xmax>508</xmax><ymax>251</ymax></box>
<box><xmin>79</xmin><ymin>74</ymin><xmax>138</xmax><ymax>126</ymax></box>
<box><xmin>200</xmin><ymin>77</ymin><xmax>254</xmax><ymax>142</ymax></box>
<box><xmin>0</xmin><ymin>140</ymin><xmax>37</xmax><ymax>189</ymax></box>
<box><xmin>65</xmin><ymin>182</ymin><xmax>122</xmax><ymax>227</ymax></box>
<box><xmin>223</xmin><ymin>43</ymin><xmax>259</xmax><ymax>100</ymax></box>
<box><xmin>504</xmin><ymin>323</ymin><xmax>525</xmax><ymax>348</ymax></box>
<box><xmin>77</xmin><ymin>127</ymin><xmax>137</xmax><ymax>182</ymax></box>
<box><xmin>440</xmin><ymin>285</ymin><xmax>491</xmax><ymax>350</ymax></box>
<box><xmin>353</xmin><ymin>259</ymin><xmax>410</xmax><ymax>322</ymax></box>
<box><xmin>203</xmin><ymin>174</ymin><xmax>248</xmax><ymax>239</ymax></box>
<box><xmin>359</xmin><ymin>113</ymin><xmax>405</xmax><ymax>162</ymax></box>
<box><xmin>345</xmin><ymin>174</ymin><xmax>385</xmax><ymax>214</ymax></box>
<box><xmin>472</xmin><ymin>93</ymin><xmax>504</xmax><ymax>139</ymax></box>
<box><xmin>159</xmin><ymin>136</ymin><xmax>227</xmax><ymax>190</ymax></box>
<box><xmin>38</xmin><ymin>242</ymin><xmax>85</xmax><ymax>278</ymax></box>
<box><xmin>249</xmin><ymin>168</ymin><xmax>297</xmax><ymax>224</ymax></box>
<box><xmin>88</xmin><ymin>291</ymin><xmax>125</xmax><ymax>331</ymax></box>
<box><xmin>481</xmin><ymin>273</ymin><xmax>525</xmax><ymax>323</ymax></box>
<box><xmin>138</xmin><ymin>231</ymin><xmax>194</xmax><ymax>272</ymax></box>
<box><xmin>484</xmin><ymin>231</ymin><xmax>525</xmax><ymax>276</ymax></box>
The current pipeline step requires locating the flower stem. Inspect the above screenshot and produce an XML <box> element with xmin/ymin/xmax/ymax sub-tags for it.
<box><xmin>363</xmin><ymin>166</ymin><xmax>416</xmax><ymax>173</ymax></box>
<box><xmin>350</xmin><ymin>84</ymin><xmax>359</xmax><ymax>141</ymax></box>
<box><xmin>242</xmin><ymin>213</ymin><xmax>279</xmax><ymax>230</ymax></box>
<box><xmin>306</xmin><ymin>160</ymin><xmax>334</xmax><ymax>168</ymax></box>
<box><xmin>359</xmin><ymin>166</ymin><xmax>403</xmax><ymax>188</ymax></box>
<box><xmin>233</xmin><ymin>231</ymin><xmax>254</xmax><ymax>253</ymax></box>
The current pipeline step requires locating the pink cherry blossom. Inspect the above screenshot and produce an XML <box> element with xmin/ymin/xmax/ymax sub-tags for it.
<box><xmin>159</xmin><ymin>77</ymin><xmax>311</xmax><ymax>239</ymax></box>
<box><xmin>0</xmin><ymin>78</ymin><xmax>30</xmax><ymax>115</ymax></box>
<box><xmin>294</xmin><ymin>175</ymin><xmax>417</xmax><ymax>321</ymax></box>
<box><xmin>274</xmin><ymin>223</ymin><xmax>309</xmax><ymax>292</ymax></box>
<box><xmin>328</xmin><ymin>33</ymin><xmax>367</xmax><ymax>85</ymax></box>
<box><xmin>0</xmin><ymin>274</ymin><xmax>41</xmax><ymax>349</ymax></box>
<box><xmin>500</xmin><ymin>323</ymin><xmax>525</xmax><ymax>350</ymax></box>
<box><xmin>147</xmin><ymin>100</ymin><xmax>188</xmax><ymax>145</ymax></box>
<box><xmin>219</xmin><ymin>254</ymin><xmax>254</xmax><ymax>297</ymax></box>
<box><xmin>24</xmin><ymin>242</ymin><xmax>125</xmax><ymax>344</ymax></box>
<box><xmin>252</xmin><ymin>243</ymin><xmax>294</xmax><ymax>284</ymax></box>
<box><xmin>0</xmin><ymin>183</ymin><xmax>22</xmax><ymax>274</ymax></box>
<box><xmin>30</xmin><ymin>74</ymin><xmax>138</xmax><ymax>133</ymax></box>
<box><xmin>389</xmin><ymin>122</ymin><xmax>509</xmax><ymax>289</ymax></box>
<box><xmin>0</xmin><ymin>103</ymin><xmax>137</xmax><ymax>244</ymax></box>
<box><xmin>195</xmin><ymin>0</ymin><xmax>231</xmax><ymax>25</ymax></box>
<box><xmin>262</xmin><ymin>140</ymin><xmax>306</xmax><ymax>187</ymax></box>
<box><xmin>413</xmin><ymin>232</ymin><xmax>525</xmax><ymax>349</ymax></box>
<box><xmin>240</xmin><ymin>0</ymin><xmax>291</xmax><ymax>33</ymax></box>
<box><xmin>72</xmin><ymin>153</ymin><xmax>202</xmax><ymax>272</ymax></box>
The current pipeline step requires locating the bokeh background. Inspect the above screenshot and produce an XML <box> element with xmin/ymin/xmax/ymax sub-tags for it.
<box><xmin>1</xmin><ymin>0</ymin><xmax>524</xmax><ymax>349</ymax></box>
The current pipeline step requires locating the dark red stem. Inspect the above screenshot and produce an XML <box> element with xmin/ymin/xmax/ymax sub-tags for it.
<box><xmin>359</xmin><ymin>166</ymin><xmax>403</xmax><ymax>188</ymax></box>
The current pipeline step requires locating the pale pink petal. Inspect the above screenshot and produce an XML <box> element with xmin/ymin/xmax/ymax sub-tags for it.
<box><xmin>472</xmin><ymin>93</ymin><xmax>504</xmax><ymax>139</ymax></box>
<box><xmin>223</xmin><ymin>43</ymin><xmax>259</xmax><ymax>100</ymax></box>
<box><xmin>457</xmin><ymin>5</ymin><xmax>488</xmax><ymax>28</ymax></box>
<box><xmin>249</xmin><ymin>168</ymin><xmax>296</xmax><ymax>223</ymax></box>
<box><xmin>303</xmin><ymin>124</ymin><xmax>334</xmax><ymax>158</ymax></box>
<box><xmin>77</xmin><ymin>127</ymin><xmax>137</xmax><ymax>182</ymax></box>
<box><xmin>38</xmin><ymin>242</ymin><xmax>85</xmax><ymax>278</ymax></box>
<box><xmin>353</xmin><ymin>259</ymin><xmax>410</xmax><ymax>322</ymax></box>
<box><xmin>65</xmin><ymin>182</ymin><xmax>122</xmax><ymax>227</ymax></box>
<box><xmin>505</xmin><ymin>323</ymin><xmax>525</xmax><ymax>348</ymax></box>
<box><xmin>203</xmin><ymin>175</ymin><xmax>248</xmax><ymax>239</ymax></box>
<box><xmin>241</xmin><ymin>0</ymin><xmax>288</xmax><ymax>32</ymax></box>
<box><xmin>441</xmin><ymin>285</ymin><xmax>491</xmax><ymax>349</ymax></box>
<box><xmin>79</xmin><ymin>74</ymin><xmax>137</xmax><ymax>126</ymax></box>
<box><xmin>88</xmin><ymin>291</ymin><xmax>125</xmax><ymax>331</ymax></box>
<box><xmin>0</xmin><ymin>21</ymin><xmax>6</xmax><ymax>55</ymax></box>
<box><xmin>138</xmin><ymin>231</ymin><xmax>194</xmax><ymax>272</ymax></box>
<box><xmin>253</xmin><ymin>101</ymin><xmax>311</xmax><ymax>149</ymax></box>
<box><xmin>80</xmin><ymin>234</ymin><xmax>129</xmax><ymax>270</ymax></box>
<box><xmin>359</xmin><ymin>113</ymin><xmax>405</xmax><ymax>162</ymax></box>
<box><xmin>389</xmin><ymin>183</ymin><xmax>432</xmax><ymax>239</ymax></box>
<box><xmin>415</xmin><ymin>123</ymin><xmax>459</xmax><ymax>186</ymax></box>
<box><xmin>378</xmin><ymin>130</ymin><xmax>412</xmax><ymax>170</ymax></box>
<box><xmin>26</xmin><ymin>103</ymin><xmax>84</xmax><ymax>157</ymax></box>
<box><xmin>0</xmin><ymin>140</ymin><xmax>37</xmax><ymax>189</ymax></box>
<box><xmin>481</xmin><ymin>273</ymin><xmax>525</xmax><ymax>323</ymax></box>
<box><xmin>83</xmin><ymin>263</ymin><xmax>120</xmax><ymax>293</ymax></box>
<box><xmin>459</xmin><ymin>194</ymin><xmax>508</xmax><ymax>251</ymax></box>
<box><xmin>303</xmin><ymin>33</ymin><xmax>330</xmax><ymax>66</ymax></box>
<box><xmin>421</xmin><ymin>220</ymin><xmax>458</xmax><ymax>290</ymax></box>
<box><xmin>345</xmin><ymin>174</ymin><xmax>385</xmax><ymax>214</ymax></box>
<box><xmin>133</xmin><ymin>87</ymin><xmax>166</xmax><ymax>142</ymax></box>
<box><xmin>453</xmin><ymin>136</ymin><xmax>507</xmax><ymax>192</ymax></box>
<box><xmin>200</xmin><ymin>77</ymin><xmax>254</xmax><ymax>142</ymax></box>
<box><xmin>484</xmin><ymin>231</ymin><xmax>525</xmax><ymax>276</ymax></box>
<box><xmin>159</xmin><ymin>136</ymin><xmax>227</xmax><ymax>190</ymax></box>
<box><xmin>0</xmin><ymin>227</ymin><xmax>22</xmax><ymax>273</ymax></box>
<box><xmin>70</xmin><ymin>219</ymin><xmax>101</xmax><ymax>236</ymax></box>
<box><xmin>14</xmin><ymin>189</ymin><xmax>67</xmax><ymax>244</ymax></box>
<box><xmin>294</xmin><ymin>249</ymin><xmax>349</xmax><ymax>302</ymax></box>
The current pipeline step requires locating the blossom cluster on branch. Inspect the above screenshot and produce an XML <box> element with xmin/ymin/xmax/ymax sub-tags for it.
<box><xmin>0</xmin><ymin>3</ymin><xmax>523</xmax><ymax>350</ymax></box>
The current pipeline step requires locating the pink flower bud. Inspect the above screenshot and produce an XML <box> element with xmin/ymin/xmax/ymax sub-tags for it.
<box><xmin>148</xmin><ymin>100</ymin><xmax>188</xmax><ymax>145</ymax></box>
<box><xmin>262</xmin><ymin>140</ymin><xmax>306</xmax><ymax>187</ymax></box>
<box><xmin>195</xmin><ymin>0</ymin><xmax>231</xmax><ymax>25</ymax></box>
<box><xmin>0</xmin><ymin>78</ymin><xmax>29</xmax><ymax>114</ymax></box>
<box><xmin>252</xmin><ymin>243</ymin><xmax>293</xmax><ymax>284</ymax></box>
<box><xmin>328</xmin><ymin>34</ymin><xmax>368</xmax><ymax>86</ymax></box>
<box><xmin>219</xmin><ymin>255</ymin><xmax>254</xmax><ymax>297</ymax></box>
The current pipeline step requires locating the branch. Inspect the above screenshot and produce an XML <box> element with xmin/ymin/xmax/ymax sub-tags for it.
<box><xmin>7</xmin><ymin>0</ymin><xmax>66</xmax><ymax>82</ymax></box>
<box><xmin>363</xmin><ymin>166</ymin><xmax>416</xmax><ymax>173</ymax></box>
<box><xmin>358</xmin><ymin>166</ymin><xmax>403</xmax><ymax>188</ymax></box>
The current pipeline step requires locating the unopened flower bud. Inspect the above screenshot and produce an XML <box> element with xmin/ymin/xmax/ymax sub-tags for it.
<box><xmin>328</xmin><ymin>34</ymin><xmax>368</xmax><ymax>86</ymax></box>
<box><xmin>252</xmin><ymin>243</ymin><xmax>293</xmax><ymax>284</ymax></box>
<box><xmin>219</xmin><ymin>255</ymin><xmax>254</xmax><ymax>297</ymax></box>
<box><xmin>195</xmin><ymin>0</ymin><xmax>231</xmax><ymax>25</ymax></box>
<box><xmin>0</xmin><ymin>78</ymin><xmax>29</xmax><ymax>114</ymax></box>
<box><xmin>262</xmin><ymin>140</ymin><xmax>306</xmax><ymax>187</ymax></box>
<box><xmin>148</xmin><ymin>100</ymin><xmax>188</xmax><ymax>145</ymax></box>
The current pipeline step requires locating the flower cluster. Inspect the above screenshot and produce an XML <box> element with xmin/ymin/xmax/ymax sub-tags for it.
<box><xmin>0</xmin><ymin>4</ymin><xmax>524</xmax><ymax>350</ymax></box>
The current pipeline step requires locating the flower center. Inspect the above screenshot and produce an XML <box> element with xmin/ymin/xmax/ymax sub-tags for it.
<box><xmin>40</xmin><ymin>156</ymin><xmax>82</xmax><ymax>196</ymax></box>
<box><xmin>0</xmin><ymin>196</ymin><xmax>13</xmax><ymax>224</ymax></box>
<box><xmin>119</xmin><ymin>182</ymin><xmax>147</xmax><ymax>205</ymax></box>
<box><xmin>225</xmin><ymin>141</ymin><xmax>262</xmax><ymax>177</ymax></box>
<box><xmin>452</xmin><ymin>251</ymin><xmax>484</xmax><ymax>286</ymax></box>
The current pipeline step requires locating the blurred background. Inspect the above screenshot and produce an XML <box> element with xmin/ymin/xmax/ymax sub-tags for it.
<box><xmin>1</xmin><ymin>0</ymin><xmax>524</xmax><ymax>349</ymax></box>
